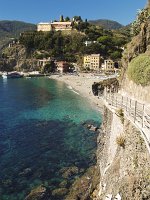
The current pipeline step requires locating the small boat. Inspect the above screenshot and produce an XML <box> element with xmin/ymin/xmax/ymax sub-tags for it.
<box><xmin>2</xmin><ymin>72</ymin><xmax>23</xmax><ymax>79</ymax></box>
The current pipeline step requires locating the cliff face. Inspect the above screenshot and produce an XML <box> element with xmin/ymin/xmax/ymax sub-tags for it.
<box><xmin>122</xmin><ymin>3</ymin><xmax>150</xmax><ymax>66</ymax></box>
<box><xmin>96</xmin><ymin>106</ymin><xmax>150</xmax><ymax>200</ymax></box>
<box><xmin>121</xmin><ymin>6</ymin><xmax>150</xmax><ymax>103</ymax></box>
<box><xmin>0</xmin><ymin>44</ymin><xmax>39</xmax><ymax>71</ymax></box>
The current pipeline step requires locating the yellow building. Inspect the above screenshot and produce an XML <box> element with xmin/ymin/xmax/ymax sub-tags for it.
<box><xmin>103</xmin><ymin>60</ymin><xmax>115</xmax><ymax>71</ymax></box>
<box><xmin>84</xmin><ymin>54</ymin><xmax>101</xmax><ymax>71</ymax></box>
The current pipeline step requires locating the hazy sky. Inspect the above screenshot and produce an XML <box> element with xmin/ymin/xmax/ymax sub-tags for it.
<box><xmin>0</xmin><ymin>0</ymin><xmax>147</xmax><ymax>25</ymax></box>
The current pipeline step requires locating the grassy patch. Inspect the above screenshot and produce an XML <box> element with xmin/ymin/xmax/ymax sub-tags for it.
<box><xmin>116</xmin><ymin>108</ymin><xmax>124</xmax><ymax>124</ymax></box>
<box><xmin>116</xmin><ymin>134</ymin><xmax>126</xmax><ymax>148</ymax></box>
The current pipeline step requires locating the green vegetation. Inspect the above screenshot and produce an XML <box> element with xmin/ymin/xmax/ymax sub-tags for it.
<box><xmin>116</xmin><ymin>134</ymin><xmax>126</xmax><ymax>148</ymax></box>
<box><xmin>131</xmin><ymin>8</ymin><xmax>150</xmax><ymax>36</ymax></box>
<box><xmin>41</xmin><ymin>61</ymin><xmax>56</xmax><ymax>73</ymax></box>
<box><xmin>127</xmin><ymin>54</ymin><xmax>150</xmax><ymax>86</ymax></box>
<box><xmin>116</xmin><ymin>108</ymin><xmax>124</xmax><ymax>124</ymax></box>
<box><xmin>19</xmin><ymin>17</ymin><xmax>129</xmax><ymax>62</ymax></box>
<box><xmin>89</xmin><ymin>19</ymin><xmax>123</xmax><ymax>30</ymax></box>
<box><xmin>19</xmin><ymin>30</ymin><xmax>86</xmax><ymax>62</ymax></box>
<box><xmin>0</xmin><ymin>20</ymin><xmax>36</xmax><ymax>49</ymax></box>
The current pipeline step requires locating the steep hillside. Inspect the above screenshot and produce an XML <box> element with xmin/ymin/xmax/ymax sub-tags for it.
<box><xmin>121</xmin><ymin>6</ymin><xmax>150</xmax><ymax>103</ymax></box>
<box><xmin>89</xmin><ymin>19</ymin><xmax>123</xmax><ymax>30</ymax></box>
<box><xmin>0</xmin><ymin>20</ymin><xmax>36</xmax><ymax>49</ymax></box>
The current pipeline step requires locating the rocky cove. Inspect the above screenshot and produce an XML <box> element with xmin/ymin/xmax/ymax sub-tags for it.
<box><xmin>21</xmin><ymin>102</ymin><xmax>150</xmax><ymax>200</ymax></box>
<box><xmin>0</xmin><ymin>63</ymin><xmax>150</xmax><ymax>200</ymax></box>
<box><xmin>0</xmin><ymin>2</ymin><xmax>150</xmax><ymax>200</ymax></box>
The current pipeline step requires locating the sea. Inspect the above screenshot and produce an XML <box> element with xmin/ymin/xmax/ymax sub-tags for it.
<box><xmin>0</xmin><ymin>77</ymin><xmax>102</xmax><ymax>200</ymax></box>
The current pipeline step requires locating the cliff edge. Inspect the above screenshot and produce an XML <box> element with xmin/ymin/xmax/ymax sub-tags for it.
<box><xmin>121</xmin><ymin>3</ymin><xmax>150</xmax><ymax>103</ymax></box>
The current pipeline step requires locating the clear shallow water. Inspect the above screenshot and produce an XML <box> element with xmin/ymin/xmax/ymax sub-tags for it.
<box><xmin>0</xmin><ymin>77</ymin><xmax>102</xmax><ymax>200</ymax></box>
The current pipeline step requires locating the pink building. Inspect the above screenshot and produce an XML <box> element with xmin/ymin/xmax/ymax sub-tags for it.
<box><xmin>56</xmin><ymin>61</ymin><xmax>69</xmax><ymax>73</ymax></box>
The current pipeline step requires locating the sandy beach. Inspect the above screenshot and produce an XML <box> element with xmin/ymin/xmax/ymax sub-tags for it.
<box><xmin>50</xmin><ymin>73</ymin><xmax>104</xmax><ymax>113</ymax></box>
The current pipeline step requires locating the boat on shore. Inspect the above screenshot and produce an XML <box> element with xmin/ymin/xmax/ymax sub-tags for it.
<box><xmin>23</xmin><ymin>71</ymin><xmax>46</xmax><ymax>77</ymax></box>
<box><xmin>2</xmin><ymin>72</ymin><xmax>23</xmax><ymax>79</ymax></box>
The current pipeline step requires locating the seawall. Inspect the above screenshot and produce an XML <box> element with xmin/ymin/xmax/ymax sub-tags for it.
<box><xmin>95</xmin><ymin>106</ymin><xmax>150</xmax><ymax>200</ymax></box>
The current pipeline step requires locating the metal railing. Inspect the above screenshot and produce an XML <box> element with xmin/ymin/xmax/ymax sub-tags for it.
<box><xmin>100</xmin><ymin>90</ymin><xmax>150</xmax><ymax>150</ymax></box>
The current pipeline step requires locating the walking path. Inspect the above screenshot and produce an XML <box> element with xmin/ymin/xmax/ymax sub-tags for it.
<box><xmin>101</xmin><ymin>91</ymin><xmax>150</xmax><ymax>153</ymax></box>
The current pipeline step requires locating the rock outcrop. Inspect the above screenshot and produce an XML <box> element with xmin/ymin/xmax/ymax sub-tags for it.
<box><xmin>0</xmin><ymin>44</ymin><xmax>39</xmax><ymax>71</ymax></box>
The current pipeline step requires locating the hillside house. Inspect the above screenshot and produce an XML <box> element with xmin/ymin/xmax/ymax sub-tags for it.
<box><xmin>84</xmin><ymin>54</ymin><xmax>102</xmax><ymax>71</ymax></box>
<box><xmin>56</xmin><ymin>61</ymin><xmax>69</xmax><ymax>73</ymax></box>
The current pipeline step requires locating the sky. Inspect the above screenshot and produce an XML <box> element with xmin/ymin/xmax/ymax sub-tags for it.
<box><xmin>0</xmin><ymin>0</ymin><xmax>147</xmax><ymax>25</ymax></box>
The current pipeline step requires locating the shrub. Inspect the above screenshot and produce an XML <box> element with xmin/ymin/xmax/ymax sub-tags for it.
<box><xmin>131</xmin><ymin>8</ymin><xmax>150</xmax><ymax>36</ymax></box>
<box><xmin>127</xmin><ymin>54</ymin><xmax>150</xmax><ymax>86</ymax></box>
<box><xmin>116</xmin><ymin>135</ymin><xmax>126</xmax><ymax>148</ymax></box>
<box><xmin>116</xmin><ymin>108</ymin><xmax>124</xmax><ymax>124</ymax></box>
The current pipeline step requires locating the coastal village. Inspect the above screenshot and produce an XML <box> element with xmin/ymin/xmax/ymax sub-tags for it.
<box><xmin>0</xmin><ymin>15</ymin><xmax>121</xmax><ymax>76</ymax></box>
<box><xmin>0</xmin><ymin>1</ymin><xmax>150</xmax><ymax>200</ymax></box>
<box><xmin>36</xmin><ymin>16</ymin><xmax>119</xmax><ymax>74</ymax></box>
<box><xmin>36</xmin><ymin>17</ymin><xmax>118</xmax><ymax>73</ymax></box>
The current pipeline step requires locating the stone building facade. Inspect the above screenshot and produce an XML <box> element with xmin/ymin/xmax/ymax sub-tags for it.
<box><xmin>37</xmin><ymin>21</ymin><xmax>72</xmax><ymax>32</ymax></box>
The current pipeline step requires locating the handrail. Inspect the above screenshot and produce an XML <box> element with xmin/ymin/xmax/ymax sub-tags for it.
<box><xmin>100</xmin><ymin>90</ymin><xmax>150</xmax><ymax>151</ymax></box>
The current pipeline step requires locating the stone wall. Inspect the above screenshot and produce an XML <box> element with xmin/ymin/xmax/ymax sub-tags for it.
<box><xmin>96</xmin><ymin>106</ymin><xmax>150</xmax><ymax>200</ymax></box>
<box><xmin>121</xmin><ymin>76</ymin><xmax>150</xmax><ymax>104</ymax></box>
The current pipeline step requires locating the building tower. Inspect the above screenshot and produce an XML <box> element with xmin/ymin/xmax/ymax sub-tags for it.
<box><xmin>60</xmin><ymin>15</ymin><xmax>64</xmax><ymax>22</ymax></box>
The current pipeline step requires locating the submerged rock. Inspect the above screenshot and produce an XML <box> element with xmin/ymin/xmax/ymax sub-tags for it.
<box><xmin>59</xmin><ymin>166</ymin><xmax>79</xmax><ymax>179</ymax></box>
<box><xmin>89</xmin><ymin>125</ymin><xmax>99</xmax><ymax>132</ymax></box>
<box><xmin>25</xmin><ymin>185</ymin><xmax>48</xmax><ymax>200</ymax></box>
<box><xmin>84</xmin><ymin>123</ymin><xmax>99</xmax><ymax>132</ymax></box>
<box><xmin>65</xmin><ymin>165</ymin><xmax>100</xmax><ymax>200</ymax></box>
<box><xmin>52</xmin><ymin>188</ymin><xmax>68</xmax><ymax>197</ymax></box>
<box><xmin>19</xmin><ymin>168</ymin><xmax>32</xmax><ymax>176</ymax></box>
<box><xmin>59</xmin><ymin>180</ymin><xmax>68</xmax><ymax>188</ymax></box>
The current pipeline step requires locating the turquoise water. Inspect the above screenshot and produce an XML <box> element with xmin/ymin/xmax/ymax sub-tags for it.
<box><xmin>0</xmin><ymin>77</ymin><xmax>102</xmax><ymax>200</ymax></box>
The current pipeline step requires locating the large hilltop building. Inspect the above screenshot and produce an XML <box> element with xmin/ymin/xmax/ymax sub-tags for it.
<box><xmin>37</xmin><ymin>21</ymin><xmax>72</xmax><ymax>32</ymax></box>
<box><xmin>37</xmin><ymin>16</ymin><xmax>72</xmax><ymax>32</ymax></box>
